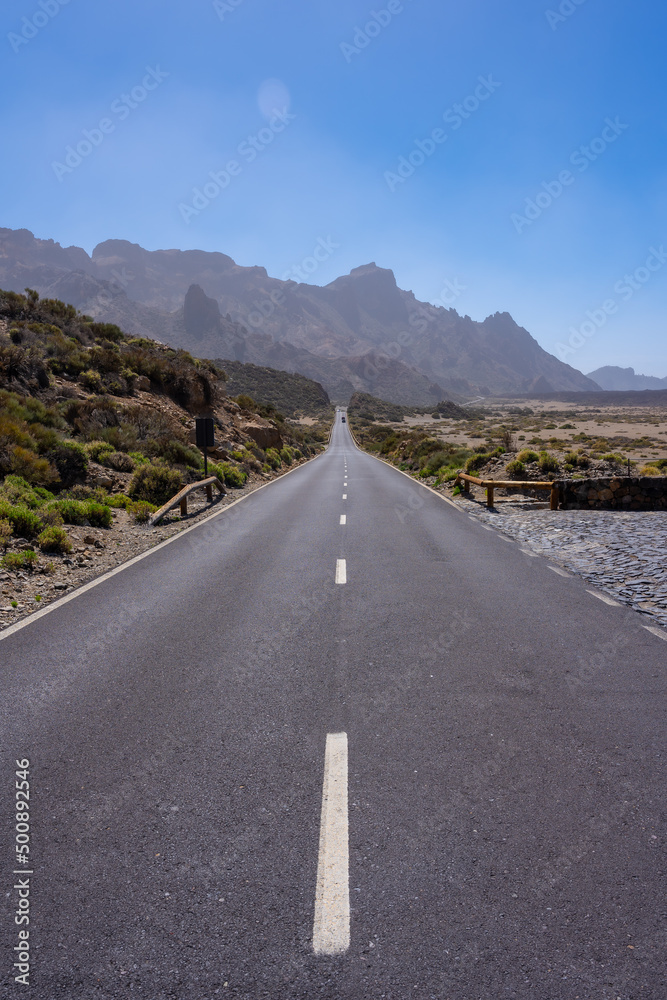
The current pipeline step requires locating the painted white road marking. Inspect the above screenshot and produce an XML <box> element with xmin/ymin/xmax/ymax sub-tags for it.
<box><xmin>313</xmin><ymin>733</ymin><xmax>350</xmax><ymax>955</ymax></box>
<box><xmin>643</xmin><ymin>625</ymin><xmax>667</xmax><ymax>641</ymax></box>
<box><xmin>549</xmin><ymin>566</ymin><xmax>571</xmax><ymax>578</ymax></box>
<box><xmin>521</xmin><ymin>549</ymin><xmax>539</xmax><ymax>557</ymax></box>
<box><xmin>586</xmin><ymin>589</ymin><xmax>621</xmax><ymax>607</ymax></box>
<box><xmin>340</xmin><ymin>515</ymin><xmax>346</xmax><ymax>525</ymax></box>
<box><xmin>335</xmin><ymin>559</ymin><xmax>347</xmax><ymax>584</ymax></box>
<box><xmin>342</xmin><ymin>494</ymin><xmax>347</xmax><ymax>500</ymax></box>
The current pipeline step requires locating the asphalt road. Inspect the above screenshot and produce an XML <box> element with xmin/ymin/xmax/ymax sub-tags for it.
<box><xmin>1</xmin><ymin>413</ymin><xmax>665</xmax><ymax>999</ymax></box>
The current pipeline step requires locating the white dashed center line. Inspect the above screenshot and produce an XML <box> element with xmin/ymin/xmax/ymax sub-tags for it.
<box><xmin>340</xmin><ymin>515</ymin><xmax>346</xmax><ymax>525</ymax></box>
<box><xmin>335</xmin><ymin>559</ymin><xmax>347</xmax><ymax>584</ymax></box>
<box><xmin>521</xmin><ymin>549</ymin><xmax>539</xmax><ymax>557</ymax></box>
<box><xmin>587</xmin><ymin>589</ymin><xmax>622</xmax><ymax>607</ymax></box>
<box><xmin>548</xmin><ymin>566</ymin><xmax>571</xmax><ymax>578</ymax></box>
<box><xmin>342</xmin><ymin>494</ymin><xmax>347</xmax><ymax>500</ymax></box>
<box><xmin>313</xmin><ymin>733</ymin><xmax>350</xmax><ymax>955</ymax></box>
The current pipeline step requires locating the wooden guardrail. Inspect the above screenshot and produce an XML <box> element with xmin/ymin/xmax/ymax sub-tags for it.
<box><xmin>455</xmin><ymin>472</ymin><xmax>559</xmax><ymax>510</ymax></box>
<box><xmin>148</xmin><ymin>476</ymin><xmax>226</xmax><ymax>526</ymax></box>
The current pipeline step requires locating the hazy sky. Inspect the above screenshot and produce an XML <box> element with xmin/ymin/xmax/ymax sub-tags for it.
<box><xmin>2</xmin><ymin>0</ymin><xmax>665</xmax><ymax>376</ymax></box>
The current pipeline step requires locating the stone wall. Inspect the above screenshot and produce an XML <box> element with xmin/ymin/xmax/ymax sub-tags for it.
<box><xmin>559</xmin><ymin>476</ymin><xmax>667</xmax><ymax>510</ymax></box>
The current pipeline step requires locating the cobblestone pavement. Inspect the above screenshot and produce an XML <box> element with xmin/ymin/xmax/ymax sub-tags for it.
<box><xmin>453</xmin><ymin>495</ymin><xmax>667</xmax><ymax>630</ymax></box>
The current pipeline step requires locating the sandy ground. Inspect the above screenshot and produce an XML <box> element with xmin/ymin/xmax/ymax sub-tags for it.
<box><xmin>396</xmin><ymin>400</ymin><xmax>667</xmax><ymax>462</ymax></box>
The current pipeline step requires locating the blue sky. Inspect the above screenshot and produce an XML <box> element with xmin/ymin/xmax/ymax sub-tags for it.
<box><xmin>1</xmin><ymin>0</ymin><xmax>666</xmax><ymax>376</ymax></box>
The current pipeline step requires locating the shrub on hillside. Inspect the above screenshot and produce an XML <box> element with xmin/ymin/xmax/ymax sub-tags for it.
<box><xmin>0</xmin><ymin>475</ymin><xmax>52</xmax><ymax>509</ymax></box>
<box><xmin>128</xmin><ymin>462</ymin><xmax>183</xmax><ymax>505</ymax></box>
<box><xmin>517</xmin><ymin>449</ymin><xmax>539</xmax><ymax>463</ymax></box>
<box><xmin>49</xmin><ymin>499</ymin><xmax>88</xmax><ymax>525</ymax></box>
<box><xmin>0</xmin><ymin>502</ymin><xmax>43</xmax><ymax>539</ymax></box>
<box><xmin>104</xmin><ymin>451</ymin><xmax>135</xmax><ymax>472</ymax></box>
<box><xmin>37</xmin><ymin>525</ymin><xmax>72</xmax><ymax>554</ymax></box>
<box><xmin>86</xmin><ymin>502</ymin><xmax>113</xmax><ymax>528</ymax></box>
<box><xmin>506</xmin><ymin>459</ymin><xmax>526</xmax><ymax>479</ymax></box>
<box><xmin>48</xmin><ymin>440</ymin><xmax>88</xmax><ymax>485</ymax></box>
<box><xmin>212</xmin><ymin>462</ymin><xmax>247</xmax><ymax>488</ymax></box>
<box><xmin>85</xmin><ymin>440</ymin><xmax>115</xmax><ymax>463</ymax></box>
<box><xmin>538</xmin><ymin>451</ymin><xmax>559</xmax><ymax>474</ymax></box>
<box><xmin>129</xmin><ymin>500</ymin><xmax>156</xmax><ymax>523</ymax></box>
<box><xmin>8</xmin><ymin>446</ymin><xmax>58</xmax><ymax>486</ymax></box>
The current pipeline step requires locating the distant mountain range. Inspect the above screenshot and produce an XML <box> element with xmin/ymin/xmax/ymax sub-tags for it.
<box><xmin>586</xmin><ymin>365</ymin><xmax>667</xmax><ymax>391</ymax></box>
<box><xmin>0</xmin><ymin>226</ymin><xmax>601</xmax><ymax>404</ymax></box>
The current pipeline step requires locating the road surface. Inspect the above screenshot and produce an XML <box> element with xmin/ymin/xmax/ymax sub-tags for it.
<box><xmin>1</xmin><ymin>413</ymin><xmax>665</xmax><ymax>998</ymax></box>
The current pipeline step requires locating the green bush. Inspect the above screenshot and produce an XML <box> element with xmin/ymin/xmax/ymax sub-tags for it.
<box><xmin>49</xmin><ymin>499</ymin><xmax>88</xmax><ymax>525</ymax></box>
<box><xmin>39</xmin><ymin>507</ymin><xmax>64</xmax><ymax>527</ymax></box>
<box><xmin>465</xmin><ymin>452</ymin><xmax>493</xmax><ymax>473</ymax></box>
<box><xmin>23</xmin><ymin>549</ymin><xmax>38</xmax><ymax>570</ymax></box>
<box><xmin>104</xmin><ymin>451</ymin><xmax>135</xmax><ymax>472</ymax></box>
<box><xmin>264</xmin><ymin>448</ymin><xmax>281</xmax><ymax>470</ymax></box>
<box><xmin>517</xmin><ymin>449</ymin><xmax>539</xmax><ymax>463</ymax></box>
<box><xmin>0</xmin><ymin>475</ymin><xmax>52</xmax><ymax>510</ymax></box>
<box><xmin>158</xmin><ymin>440</ymin><xmax>202</xmax><ymax>469</ymax></box>
<box><xmin>129</xmin><ymin>500</ymin><xmax>156</xmax><ymax>523</ymax></box>
<box><xmin>37</xmin><ymin>525</ymin><xmax>72</xmax><ymax>554</ymax></box>
<box><xmin>80</xmin><ymin>369</ymin><xmax>104</xmax><ymax>392</ymax></box>
<box><xmin>8</xmin><ymin>447</ymin><xmax>58</xmax><ymax>486</ymax></box>
<box><xmin>0</xmin><ymin>502</ymin><xmax>43</xmax><ymax>539</ymax></box>
<box><xmin>1</xmin><ymin>552</ymin><xmax>26</xmax><ymax>571</ymax></box>
<box><xmin>218</xmin><ymin>462</ymin><xmax>247</xmax><ymax>488</ymax></box>
<box><xmin>128</xmin><ymin>462</ymin><xmax>183</xmax><ymax>505</ymax></box>
<box><xmin>506</xmin><ymin>459</ymin><xmax>526</xmax><ymax>479</ymax></box>
<box><xmin>86</xmin><ymin>502</ymin><xmax>113</xmax><ymax>528</ymax></box>
<box><xmin>106</xmin><ymin>494</ymin><xmax>132</xmax><ymax>509</ymax></box>
<box><xmin>85</xmin><ymin>440</ymin><xmax>115</xmax><ymax>463</ymax></box>
<box><xmin>48</xmin><ymin>440</ymin><xmax>88</xmax><ymax>486</ymax></box>
<box><xmin>538</xmin><ymin>451</ymin><xmax>559</xmax><ymax>474</ymax></box>
<box><xmin>279</xmin><ymin>447</ymin><xmax>293</xmax><ymax>465</ymax></box>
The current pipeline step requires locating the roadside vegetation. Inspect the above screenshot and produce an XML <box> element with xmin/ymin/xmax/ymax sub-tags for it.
<box><xmin>219</xmin><ymin>359</ymin><xmax>333</xmax><ymax>419</ymax></box>
<box><xmin>0</xmin><ymin>288</ymin><xmax>328</xmax><ymax>583</ymax></box>
<box><xmin>349</xmin><ymin>396</ymin><xmax>667</xmax><ymax>495</ymax></box>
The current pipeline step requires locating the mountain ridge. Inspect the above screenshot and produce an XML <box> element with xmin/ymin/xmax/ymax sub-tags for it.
<box><xmin>0</xmin><ymin>226</ymin><xmax>600</xmax><ymax>403</ymax></box>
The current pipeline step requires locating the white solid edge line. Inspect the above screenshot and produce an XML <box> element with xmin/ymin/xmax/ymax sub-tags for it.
<box><xmin>549</xmin><ymin>566</ymin><xmax>571</xmax><ymax>578</ymax></box>
<box><xmin>0</xmin><ymin>451</ymin><xmax>323</xmax><ymax>643</ymax></box>
<box><xmin>586</xmin><ymin>589</ymin><xmax>621</xmax><ymax>607</ymax></box>
<box><xmin>340</xmin><ymin>515</ymin><xmax>347</xmax><ymax>525</ymax></box>
<box><xmin>313</xmin><ymin>732</ymin><xmax>350</xmax><ymax>955</ymax></box>
<box><xmin>335</xmin><ymin>559</ymin><xmax>347</xmax><ymax>585</ymax></box>
<box><xmin>643</xmin><ymin>625</ymin><xmax>667</xmax><ymax>641</ymax></box>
